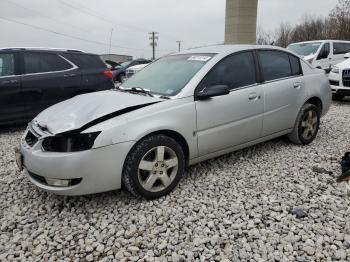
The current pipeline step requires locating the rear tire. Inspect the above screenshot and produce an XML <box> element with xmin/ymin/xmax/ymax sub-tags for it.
<box><xmin>122</xmin><ymin>134</ymin><xmax>185</xmax><ymax>199</ymax></box>
<box><xmin>332</xmin><ymin>94</ymin><xmax>344</xmax><ymax>101</ymax></box>
<box><xmin>288</xmin><ymin>103</ymin><xmax>320</xmax><ymax>145</ymax></box>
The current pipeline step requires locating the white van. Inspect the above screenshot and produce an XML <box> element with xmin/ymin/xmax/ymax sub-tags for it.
<box><xmin>287</xmin><ymin>40</ymin><xmax>350</xmax><ymax>72</ymax></box>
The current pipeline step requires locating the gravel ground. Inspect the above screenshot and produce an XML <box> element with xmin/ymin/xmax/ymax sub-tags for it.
<box><xmin>1</xmin><ymin>101</ymin><xmax>350</xmax><ymax>262</ymax></box>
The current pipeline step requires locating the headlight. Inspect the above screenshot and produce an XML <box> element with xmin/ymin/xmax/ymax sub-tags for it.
<box><xmin>42</xmin><ymin>132</ymin><xmax>101</xmax><ymax>152</ymax></box>
<box><xmin>331</xmin><ymin>66</ymin><xmax>340</xmax><ymax>74</ymax></box>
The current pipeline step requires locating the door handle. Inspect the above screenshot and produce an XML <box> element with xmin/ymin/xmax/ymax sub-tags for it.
<box><xmin>1</xmin><ymin>80</ymin><xmax>11</xmax><ymax>85</ymax></box>
<box><xmin>64</xmin><ymin>74</ymin><xmax>76</xmax><ymax>77</ymax></box>
<box><xmin>293</xmin><ymin>82</ymin><xmax>302</xmax><ymax>89</ymax></box>
<box><xmin>248</xmin><ymin>93</ymin><xmax>260</xmax><ymax>101</ymax></box>
<box><xmin>1</xmin><ymin>80</ymin><xmax>18</xmax><ymax>85</ymax></box>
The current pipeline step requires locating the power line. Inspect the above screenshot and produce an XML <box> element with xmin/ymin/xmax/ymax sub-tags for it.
<box><xmin>58</xmin><ymin>0</ymin><xmax>150</xmax><ymax>34</ymax></box>
<box><xmin>3</xmin><ymin>0</ymin><xmax>104</xmax><ymax>38</ymax></box>
<box><xmin>57</xmin><ymin>0</ymin><xmax>185</xmax><ymax>44</ymax></box>
<box><xmin>0</xmin><ymin>16</ymin><xmax>153</xmax><ymax>52</ymax></box>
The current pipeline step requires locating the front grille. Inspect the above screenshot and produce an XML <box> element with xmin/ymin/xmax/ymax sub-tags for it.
<box><xmin>343</xmin><ymin>69</ymin><xmax>350</xmax><ymax>87</ymax></box>
<box><xmin>25</xmin><ymin>130</ymin><xmax>38</xmax><ymax>147</ymax></box>
<box><xmin>330</xmin><ymin>80</ymin><xmax>339</xmax><ymax>86</ymax></box>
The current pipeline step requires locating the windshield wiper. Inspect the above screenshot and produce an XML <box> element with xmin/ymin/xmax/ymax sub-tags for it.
<box><xmin>123</xmin><ymin>87</ymin><xmax>154</xmax><ymax>97</ymax></box>
<box><xmin>159</xmin><ymin>95</ymin><xmax>170</xmax><ymax>100</ymax></box>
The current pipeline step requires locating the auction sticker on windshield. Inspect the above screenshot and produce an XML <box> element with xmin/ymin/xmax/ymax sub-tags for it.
<box><xmin>188</xmin><ymin>56</ymin><xmax>212</xmax><ymax>62</ymax></box>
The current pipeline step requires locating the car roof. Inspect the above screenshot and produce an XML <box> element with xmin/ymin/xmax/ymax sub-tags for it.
<box><xmin>133</xmin><ymin>58</ymin><xmax>150</xmax><ymax>62</ymax></box>
<box><xmin>0</xmin><ymin>47</ymin><xmax>85</xmax><ymax>53</ymax></box>
<box><xmin>288</xmin><ymin>40</ymin><xmax>350</xmax><ymax>45</ymax></box>
<box><xmin>177</xmin><ymin>44</ymin><xmax>290</xmax><ymax>56</ymax></box>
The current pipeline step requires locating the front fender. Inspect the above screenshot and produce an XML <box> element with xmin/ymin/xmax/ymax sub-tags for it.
<box><xmin>85</xmin><ymin>97</ymin><xmax>199</xmax><ymax>159</ymax></box>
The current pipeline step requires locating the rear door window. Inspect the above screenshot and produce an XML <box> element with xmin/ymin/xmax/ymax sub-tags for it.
<box><xmin>258</xmin><ymin>50</ymin><xmax>292</xmax><ymax>81</ymax></box>
<box><xmin>333</xmin><ymin>42</ymin><xmax>350</xmax><ymax>55</ymax></box>
<box><xmin>0</xmin><ymin>53</ymin><xmax>15</xmax><ymax>77</ymax></box>
<box><xmin>199</xmin><ymin>51</ymin><xmax>257</xmax><ymax>90</ymax></box>
<box><xmin>24</xmin><ymin>52</ymin><xmax>72</xmax><ymax>74</ymax></box>
<box><xmin>63</xmin><ymin>53</ymin><xmax>106</xmax><ymax>69</ymax></box>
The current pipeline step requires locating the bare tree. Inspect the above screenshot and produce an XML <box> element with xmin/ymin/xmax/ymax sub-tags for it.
<box><xmin>271</xmin><ymin>0</ymin><xmax>350</xmax><ymax>47</ymax></box>
<box><xmin>275</xmin><ymin>23</ymin><xmax>292</xmax><ymax>47</ymax></box>
<box><xmin>256</xmin><ymin>26</ymin><xmax>275</xmax><ymax>45</ymax></box>
<box><xmin>329</xmin><ymin>0</ymin><xmax>350</xmax><ymax>39</ymax></box>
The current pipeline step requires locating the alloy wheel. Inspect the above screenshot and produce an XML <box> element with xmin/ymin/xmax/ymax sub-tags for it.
<box><xmin>301</xmin><ymin>110</ymin><xmax>318</xmax><ymax>140</ymax></box>
<box><xmin>138</xmin><ymin>146</ymin><xmax>179</xmax><ymax>193</ymax></box>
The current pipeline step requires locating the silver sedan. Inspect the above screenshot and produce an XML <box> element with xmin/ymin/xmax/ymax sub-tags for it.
<box><xmin>17</xmin><ymin>45</ymin><xmax>331</xmax><ymax>199</ymax></box>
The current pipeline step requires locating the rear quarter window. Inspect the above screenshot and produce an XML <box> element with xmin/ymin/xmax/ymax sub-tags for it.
<box><xmin>24</xmin><ymin>52</ymin><xmax>72</xmax><ymax>74</ymax></box>
<box><xmin>333</xmin><ymin>42</ymin><xmax>350</xmax><ymax>55</ymax></box>
<box><xmin>0</xmin><ymin>53</ymin><xmax>15</xmax><ymax>76</ymax></box>
<box><xmin>63</xmin><ymin>53</ymin><xmax>107</xmax><ymax>69</ymax></box>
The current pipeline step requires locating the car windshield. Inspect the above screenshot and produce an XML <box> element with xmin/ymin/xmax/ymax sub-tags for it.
<box><xmin>121</xmin><ymin>54</ymin><xmax>215</xmax><ymax>96</ymax></box>
<box><xmin>287</xmin><ymin>42</ymin><xmax>322</xmax><ymax>56</ymax></box>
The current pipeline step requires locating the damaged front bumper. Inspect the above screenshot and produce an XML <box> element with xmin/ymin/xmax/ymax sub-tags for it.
<box><xmin>19</xmin><ymin>127</ymin><xmax>135</xmax><ymax>196</ymax></box>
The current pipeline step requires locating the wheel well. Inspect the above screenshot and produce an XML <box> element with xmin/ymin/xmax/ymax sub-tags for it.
<box><xmin>145</xmin><ymin>130</ymin><xmax>190</xmax><ymax>166</ymax></box>
<box><xmin>118</xmin><ymin>72</ymin><xmax>125</xmax><ymax>77</ymax></box>
<box><xmin>305</xmin><ymin>97</ymin><xmax>323</xmax><ymax>113</ymax></box>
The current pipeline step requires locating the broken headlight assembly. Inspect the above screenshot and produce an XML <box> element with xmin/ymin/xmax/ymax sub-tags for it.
<box><xmin>331</xmin><ymin>66</ymin><xmax>340</xmax><ymax>74</ymax></box>
<box><xmin>42</xmin><ymin>132</ymin><xmax>101</xmax><ymax>152</ymax></box>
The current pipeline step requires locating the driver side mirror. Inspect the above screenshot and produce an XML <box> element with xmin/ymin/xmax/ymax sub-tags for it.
<box><xmin>196</xmin><ymin>85</ymin><xmax>230</xmax><ymax>100</ymax></box>
<box><xmin>345</xmin><ymin>52</ymin><xmax>350</xmax><ymax>59</ymax></box>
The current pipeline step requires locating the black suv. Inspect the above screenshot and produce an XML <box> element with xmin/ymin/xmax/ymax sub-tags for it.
<box><xmin>0</xmin><ymin>48</ymin><xmax>114</xmax><ymax>125</ymax></box>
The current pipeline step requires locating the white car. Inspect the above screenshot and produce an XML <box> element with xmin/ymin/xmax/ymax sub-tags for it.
<box><xmin>125</xmin><ymin>63</ymin><xmax>149</xmax><ymax>79</ymax></box>
<box><xmin>16</xmin><ymin>45</ymin><xmax>331</xmax><ymax>199</ymax></box>
<box><xmin>329</xmin><ymin>52</ymin><xmax>350</xmax><ymax>100</ymax></box>
<box><xmin>287</xmin><ymin>40</ymin><xmax>350</xmax><ymax>71</ymax></box>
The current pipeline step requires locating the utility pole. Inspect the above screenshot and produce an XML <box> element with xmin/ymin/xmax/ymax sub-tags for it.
<box><xmin>176</xmin><ymin>40</ymin><xmax>183</xmax><ymax>52</ymax></box>
<box><xmin>149</xmin><ymin>32</ymin><xmax>158</xmax><ymax>60</ymax></box>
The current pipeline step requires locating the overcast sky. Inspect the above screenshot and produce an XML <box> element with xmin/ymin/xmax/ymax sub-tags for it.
<box><xmin>0</xmin><ymin>0</ymin><xmax>338</xmax><ymax>59</ymax></box>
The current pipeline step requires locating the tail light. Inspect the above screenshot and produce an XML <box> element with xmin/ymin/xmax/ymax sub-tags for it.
<box><xmin>103</xmin><ymin>70</ymin><xmax>113</xmax><ymax>79</ymax></box>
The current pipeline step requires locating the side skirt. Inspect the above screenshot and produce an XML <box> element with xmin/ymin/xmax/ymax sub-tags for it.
<box><xmin>189</xmin><ymin>129</ymin><xmax>292</xmax><ymax>166</ymax></box>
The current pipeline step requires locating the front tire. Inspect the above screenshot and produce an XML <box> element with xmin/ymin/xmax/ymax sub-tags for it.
<box><xmin>332</xmin><ymin>94</ymin><xmax>344</xmax><ymax>101</ymax></box>
<box><xmin>118</xmin><ymin>74</ymin><xmax>126</xmax><ymax>83</ymax></box>
<box><xmin>122</xmin><ymin>134</ymin><xmax>185</xmax><ymax>199</ymax></box>
<box><xmin>288</xmin><ymin>103</ymin><xmax>320</xmax><ymax>145</ymax></box>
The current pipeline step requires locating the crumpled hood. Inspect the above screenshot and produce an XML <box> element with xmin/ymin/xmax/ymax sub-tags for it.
<box><xmin>34</xmin><ymin>90</ymin><xmax>162</xmax><ymax>134</ymax></box>
<box><xmin>333</xmin><ymin>58</ymin><xmax>350</xmax><ymax>69</ymax></box>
